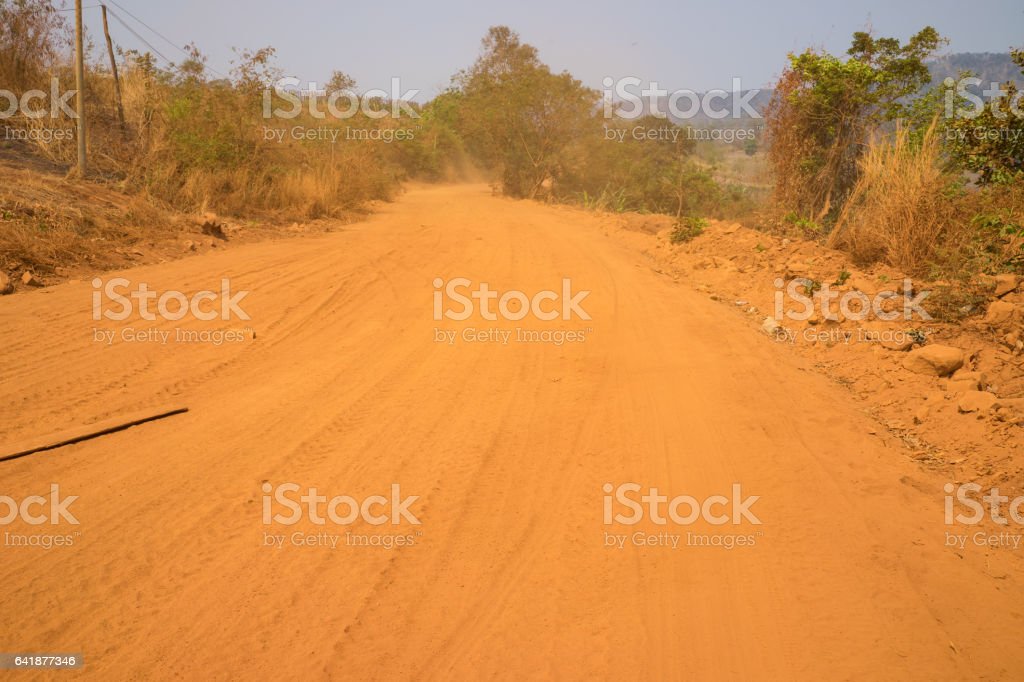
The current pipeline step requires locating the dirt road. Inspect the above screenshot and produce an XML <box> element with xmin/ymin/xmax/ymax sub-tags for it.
<box><xmin>1</xmin><ymin>184</ymin><xmax>1021</xmax><ymax>680</ymax></box>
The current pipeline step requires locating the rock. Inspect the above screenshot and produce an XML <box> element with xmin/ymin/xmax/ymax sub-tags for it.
<box><xmin>202</xmin><ymin>222</ymin><xmax>228</xmax><ymax>240</ymax></box>
<box><xmin>994</xmin><ymin>407</ymin><xmax>1020</xmax><ymax>424</ymax></box>
<box><xmin>947</xmin><ymin>379</ymin><xmax>979</xmax><ymax>394</ymax></box>
<box><xmin>785</xmin><ymin>260</ymin><xmax>811</xmax><ymax>276</ymax></box>
<box><xmin>984</xmin><ymin>300</ymin><xmax>1016</xmax><ymax>326</ymax></box>
<box><xmin>993</xmin><ymin>397</ymin><xmax>1024</xmax><ymax>415</ymax></box>
<box><xmin>957</xmin><ymin>391</ymin><xmax>997</xmax><ymax>414</ymax></box>
<box><xmin>950</xmin><ymin>370</ymin><xmax>986</xmax><ymax>391</ymax></box>
<box><xmin>0</xmin><ymin>271</ymin><xmax>12</xmax><ymax>295</ymax></box>
<box><xmin>881</xmin><ymin>334</ymin><xmax>915</xmax><ymax>352</ymax></box>
<box><xmin>21</xmin><ymin>271</ymin><xmax>42</xmax><ymax>287</ymax></box>
<box><xmin>902</xmin><ymin>345</ymin><xmax>964</xmax><ymax>377</ymax></box>
<box><xmin>994</xmin><ymin>274</ymin><xmax>1020</xmax><ymax>297</ymax></box>
<box><xmin>183</xmin><ymin>240</ymin><xmax>196</xmax><ymax>252</ymax></box>
<box><xmin>762</xmin><ymin>317</ymin><xmax>782</xmax><ymax>335</ymax></box>
<box><xmin>914</xmin><ymin>404</ymin><xmax>930</xmax><ymax>424</ymax></box>
<box><xmin>849</xmin><ymin>277</ymin><xmax>878</xmax><ymax>295</ymax></box>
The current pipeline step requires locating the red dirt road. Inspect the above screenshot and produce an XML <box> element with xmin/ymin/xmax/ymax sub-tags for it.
<box><xmin>1</xmin><ymin>185</ymin><xmax>1022</xmax><ymax>679</ymax></box>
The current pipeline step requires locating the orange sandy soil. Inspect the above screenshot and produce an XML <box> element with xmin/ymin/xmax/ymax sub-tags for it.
<box><xmin>0</xmin><ymin>185</ymin><xmax>1022</xmax><ymax>679</ymax></box>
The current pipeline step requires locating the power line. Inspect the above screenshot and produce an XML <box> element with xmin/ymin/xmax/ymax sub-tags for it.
<box><xmin>104</xmin><ymin>0</ymin><xmax>188</xmax><ymax>58</ymax></box>
<box><xmin>104</xmin><ymin>8</ymin><xmax>175</xmax><ymax>67</ymax></box>
<box><xmin>103</xmin><ymin>1</ymin><xmax>229</xmax><ymax>79</ymax></box>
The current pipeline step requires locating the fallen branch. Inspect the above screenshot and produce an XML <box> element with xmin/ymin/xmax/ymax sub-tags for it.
<box><xmin>0</xmin><ymin>405</ymin><xmax>189</xmax><ymax>463</ymax></box>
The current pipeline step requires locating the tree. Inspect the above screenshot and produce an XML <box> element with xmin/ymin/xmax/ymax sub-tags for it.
<box><xmin>0</xmin><ymin>0</ymin><xmax>70</xmax><ymax>92</ymax></box>
<box><xmin>327</xmin><ymin>70</ymin><xmax>357</xmax><ymax>94</ymax></box>
<box><xmin>765</xmin><ymin>27</ymin><xmax>945</xmax><ymax>222</ymax></box>
<box><xmin>455</xmin><ymin>26</ymin><xmax>599</xmax><ymax>198</ymax></box>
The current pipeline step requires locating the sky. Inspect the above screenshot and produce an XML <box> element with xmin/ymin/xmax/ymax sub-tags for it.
<box><xmin>81</xmin><ymin>0</ymin><xmax>1024</xmax><ymax>99</ymax></box>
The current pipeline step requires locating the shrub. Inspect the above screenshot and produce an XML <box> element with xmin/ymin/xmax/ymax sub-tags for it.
<box><xmin>765</xmin><ymin>28</ymin><xmax>945</xmax><ymax>224</ymax></box>
<box><xmin>670</xmin><ymin>216</ymin><xmax>708</xmax><ymax>244</ymax></box>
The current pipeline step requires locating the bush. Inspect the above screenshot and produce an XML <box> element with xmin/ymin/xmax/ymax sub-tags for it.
<box><xmin>765</xmin><ymin>28</ymin><xmax>944</xmax><ymax>224</ymax></box>
<box><xmin>670</xmin><ymin>216</ymin><xmax>708</xmax><ymax>244</ymax></box>
<box><xmin>830</xmin><ymin>122</ymin><xmax>1024</xmax><ymax>277</ymax></box>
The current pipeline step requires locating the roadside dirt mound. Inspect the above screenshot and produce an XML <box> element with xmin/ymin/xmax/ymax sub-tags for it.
<box><xmin>0</xmin><ymin>149</ymin><xmax>373</xmax><ymax>294</ymax></box>
<box><xmin>599</xmin><ymin>211</ymin><xmax>1023</xmax><ymax>494</ymax></box>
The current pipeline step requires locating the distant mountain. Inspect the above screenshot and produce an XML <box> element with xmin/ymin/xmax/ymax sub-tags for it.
<box><xmin>633</xmin><ymin>52</ymin><xmax>1023</xmax><ymax>127</ymax></box>
<box><xmin>927</xmin><ymin>52</ymin><xmax>1022</xmax><ymax>87</ymax></box>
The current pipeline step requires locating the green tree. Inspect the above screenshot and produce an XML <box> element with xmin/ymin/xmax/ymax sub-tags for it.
<box><xmin>455</xmin><ymin>26</ymin><xmax>599</xmax><ymax>197</ymax></box>
<box><xmin>765</xmin><ymin>27</ymin><xmax>945</xmax><ymax>222</ymax></box>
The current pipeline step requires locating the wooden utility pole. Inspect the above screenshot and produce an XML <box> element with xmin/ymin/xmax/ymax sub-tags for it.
<box><xmin>101</xmin><ymin>5</ymin><xmax>126</xmax><ymax>133</ymax></box>
<box><xmin>74</xmin><ymin>0</ymin><xmax>87</xmax><ymax>175</ymax></box>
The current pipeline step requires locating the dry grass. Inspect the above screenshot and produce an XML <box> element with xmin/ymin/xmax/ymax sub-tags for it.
<box><xmin>0</xmin><ymin>156</ymin><xmax>176</xmax><ymax>274</ymax></box>
<box><xmin>828</xmin><ymin>122</ymin><xmax>958</xmax><ymax>275</ymax></box>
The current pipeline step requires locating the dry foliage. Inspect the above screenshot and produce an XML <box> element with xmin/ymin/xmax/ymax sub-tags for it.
<box><xmin>830</xmin><ymin>122</ymin><xmax>1024</xmax><ymax>278</ymax></box>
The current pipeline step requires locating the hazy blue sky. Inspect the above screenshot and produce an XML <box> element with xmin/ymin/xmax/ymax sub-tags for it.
<box><xmin>86</xmin><ymin>0</ymin><xmax>1023</xmax><ymax>98</ymax></box>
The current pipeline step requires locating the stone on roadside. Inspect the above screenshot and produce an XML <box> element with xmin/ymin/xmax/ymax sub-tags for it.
<box><xmin>984</xmin><ymin>300</ymin><xmax>1016</xmax><ymax>326</ymax></box>
<box><xmin>957</xmin><ymin>391</ymin><xmax>997</xmax><ymax>414</ymax></box>
<box><xmin>21</xmin><ymin>271</ymin><xmax>42</xmax><ymax>287</ymax></box>
<box><xmin>949</xmin><ymin>370</ymin><xmax>986</xmax><ymax>391</ymax></box>
<box><xmin>902</xmin><ymin>345</ymin><xmax>964</xmax><ymax>377</ymax></box>
<box><xmin>994</xmin><ymin>274</ymin><xmax>1020</xmax><ymax>297</ymax></box>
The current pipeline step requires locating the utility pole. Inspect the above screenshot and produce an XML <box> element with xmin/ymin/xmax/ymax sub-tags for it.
<box><xmin>101</xmin><ymin>5</ymin><xmax>126</xmax><ymax>134</ymax></box>
<box><xmin>74</xmin><ymin>0</ymin><xmax>87</xmax><ymax>175</ymax></box>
